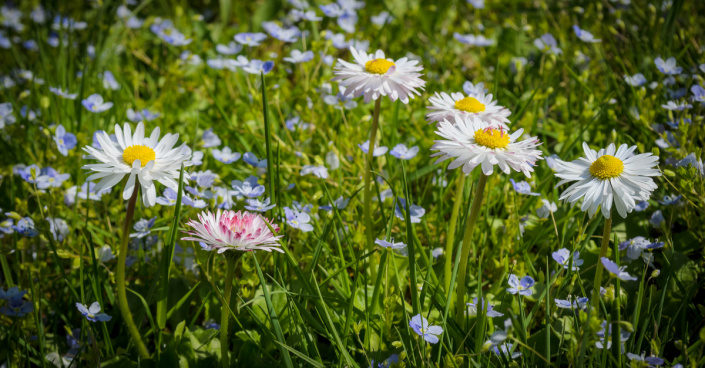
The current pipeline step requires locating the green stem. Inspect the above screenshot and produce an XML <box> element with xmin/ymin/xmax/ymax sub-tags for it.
<box><xmin>0</xmin><ymin>251</ymin><xmax>13</xmax><ymax>287</ymax></box>
<box><xmin>455</xmin><ymin>173</ymin><xmax>488</xmax><ymax>327</ymax></box>
<box><xmin>116</xmin><ymin>184</ymin><xmax>150</xmax><ymax>359</ymax></box>
<box><xmin>590</xmin><ymin>212</ymin><xmax>613</xmax><ymax>312</ymax></box>
<box><xmin>363</xmin><ymin>98</ymin><xmax>382</xmax><ymax>252</ymax></box>
<box><xmin>444</xmin><ymin>174</ymin><xmax>466</xmax><ymax>292</ymax></box>
<box><xmin>221</xmin><ymin>254</ymin><xmax>237</xmax><ymax>368</ymax></box>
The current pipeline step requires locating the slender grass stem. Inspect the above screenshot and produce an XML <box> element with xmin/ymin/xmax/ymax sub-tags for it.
<box><xmin>116</xmin><ymin>184</ymin><xmax>150</xmax><ymax>358</ymax></box>
<box><xmin>455</xmin><ymin>173</ymin><xmax>488</xmax><ymax>326</ymax></box>
<box><xmin>221</xmin><ymin>254</ymin><xmax>238</xmax><ymax>368</ymax></box>
<box><xmin>364</xmin><ymin>98</ymin><xmax>382</xmax><ymax>252</ymax></box>
<box><xmin>590</xmin><ymin>212</ymin><xmax>613</xmax><ymax>312</ymax></box>
<box><xmin>444</xmin><ymin>174</ymin><xmax>466</xmax><ymax>292</ymax></box>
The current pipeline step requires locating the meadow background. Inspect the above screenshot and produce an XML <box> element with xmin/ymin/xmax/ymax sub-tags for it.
<box><xmin>0</xmin><ymin>0</ymin><xmax>704</xmax><ymax>367</ymax></box>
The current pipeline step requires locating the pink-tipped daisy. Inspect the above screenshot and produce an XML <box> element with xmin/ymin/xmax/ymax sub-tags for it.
<box><xmin>182</xmin><ymin>210</ymin><xmax>283</xmax><ymax>253</ymax></box>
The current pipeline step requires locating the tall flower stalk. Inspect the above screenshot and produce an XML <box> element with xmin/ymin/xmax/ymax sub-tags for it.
<box><xmin>332</xmin><ymin>46</ymin><xmax>425</xmax><ymax>251</ymax></box>
<box><xmin>443</xmin><ymin>174</ymin><xmax>466</xmax><ymax>292</ymax></box>
<box><xmin>363</xmin><ymin>99</ymin><xmax>382</xmax><ymax>250</ymax></box>
<box><xmin>116</xmin><ymin>185</ymin><xmax>150</xmax><ymax>358</ymax></box>
<box><xmin>182</xmin><ymin>210</ymin><xmax>283</xmax><ymax>367</ymax></box>
<box><xmin>454</xmin><ymin>173</ymin><xmax>487</xmax><ymax>324</ymax></box>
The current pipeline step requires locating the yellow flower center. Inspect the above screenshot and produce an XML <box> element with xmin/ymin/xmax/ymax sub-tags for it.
<box><xmin>474</xmin><ymin>128</ymin><xmax>510</xmax><ymax>149</ymax></box>
<box><xmin>589</xmin><ymin>155</ymin><xmax>624</xmax><ymax>179</ymax></box>
<box><xmin>365</xmin><ymin>59</ymin><xmax>395</xmax><ymax>75</ymax></box>
<box><xmin>455</xmin><ymin>96</ymin><xmax>486</xmax><ymax>113</ymax></box>
<box><xmin>123</xmin><ymin>145</ymin><xmax>156</xmax><ymax>167</ymax></box>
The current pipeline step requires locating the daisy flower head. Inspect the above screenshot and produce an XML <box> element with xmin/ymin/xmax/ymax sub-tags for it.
<box><xmin>182</xmin><ymin>210</ymin><xmax>283</xmax><ymax>253</ymax></box>
<box><xmin>426</xmin><ymin>90</ymin><xmax>511</xmax><ymax>128</ymax></box>
<box><xmin>82</xmin><ymin>121</ymin><xmax>192</xmax><ymax>207</ymax></box>
<box><xmin>332</xmin><ymin>46</ymin><xmax>425</xmax><ymax>104</ymax></box>
<box><xmin>431</xmin><ymin>115</ymin><xmax>543</xmax><ymax>177</ymax></box>
<box><xmin>554</xmin><ymin>143</ymin><xmax>661</xmax><ymax>219</ymax></box>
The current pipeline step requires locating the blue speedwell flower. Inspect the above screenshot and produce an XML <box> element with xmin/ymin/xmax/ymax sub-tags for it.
<box><xmin>467</xmin><ymin>297</ymin><xmax>503</xmax><ymax>317</ymax></box>
<box><xmin>81</xmin><ymin>93</ymin><xmax>113</xmax><ymax>113</ymax></box>
<box><xmin>510</xmin><ymin>179</ymin><xmax>539</xmax><ymax>196</ymax></box>
<box><xmin>389</xmin><ymin>144</ymin><xmax>419</xmax><ymax>160</ymax></box>
<box><xmin>300</xmin><ymin>165</ymin><xmax>328</xmax><ymax>179</ymax></box>
<box><xmin>552</xmin><ymin>248</ymin><xmax>583</xmax><ymax>271</ymax></box>
<box><xmin>49</xmin><ymin>86</ymin><xmax>77</xmax><ymax>99</ymax></box>
<box><xmin>284</xmin><ymin>207</ymin><xmax>313</xmax><ymax>232</ymax></box>
<box><xmin>243</xmin><ymin>152</ymin><xmax>268</xmax><ymax>168</ymax></box>
<box><xmin>618</xmin><ymin>237</ymin><xmax>664</xmax><ymax>261</ymax></box>
<box><xmin>156</xmin><ymin>188</ymin><xmax>178</xmax><ymax>206</ymax></box>
<box><xmin>654</xmin><ymin>56</ymin><xmax>682</xmax><ymax>75</ymax></box>
<box><xmin>76</xmin><ymin>302</ymin><xmax>112</xmax><ymax>322</ymax></box>
<box><xmin>47</xmin><ymin>217</ymin><xmax>70</xmax><ymax>241</ymax></box>
<box><xmin>374</xmin><ymin>238</ymin><xmax>407</xmax><ymax>249</ymax></box>
<box><xmin>284</xmin><ymin>49</ymin><xmax>314</xmax><ymax>63</ymax></box>
<box><xmin>212</xmin><ymin>147</ymin><xmax>241</xmax><ymax>164</ymax></box>
<box><xmin>572</xmin><ymin>25</ymin><xmax>601</xmax><ymax>43</ymax></box>
<box><xmin>13</xmin><ymin>217</ymin><xmax>38</xmax><ymax>237</ymax></box>
<box><xmin>36</xmin><ymin>167</ymin><xmax>70</xmax><ymax>189</ymax></box>
<box><xmin>554</xmin><ymin>296</ymin><xmax>588</xmax><ymax>310</ymax></box>
<box><xmin>506</xmin><ymin>274</ymin><xmax>534</xmax><ymax>296</ymax></box>
<box><xmin>130</xmin><ymin>217</ymin><xmax>156</xmax><ymax>239</ymax></box>
<box><xmin>409</xmin><ymin>314</ymin><xmax>442</xmax><ymax>344</ymax></box>
<box><xmin>626</xmin><ymin>352</ymin><xmax>664</xmax><ymax>367</ymax></box>
<box><xmin>53</xmin><ymin>124</ymin><xmax>77</xmax><ymax>156</ymax></box>
<box><xmin>245</xmin><ymin>197</ymin><xmax>275</xmax><ymax>212</ymax></box>
<box><xmin>395</xmin><ymin>198</ymin><xmax>425</xmax><ymax>223</ymax></box>
<box><xmin>600</xmin><ymin>257</ymin><xmax>638</xmax><ymax>281</ymax></box>
<box><xmin>232</xmin><ymin>176</ymin><xmax>265</xmax><ymax>198</ymax></box>
<box><xmin>127</xmin><ymin>108</ymin><xmax>160</xmax><ymax>122</ymax></box>
<box><xmin>0</xmin><ymin>287</ymin><xmax>34</xmax><ymax>317</ymax></box>
<box><xmin>201</xmin><ymin>128</ymin><xmax>221</xmax><ymax>148</ymax></box>
<box><xmin>234</xmin><ymin>32</ymin><xmax>267</xmax><ymax>46</ymax></box>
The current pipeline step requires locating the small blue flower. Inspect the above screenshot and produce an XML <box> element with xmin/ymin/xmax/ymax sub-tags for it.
<box><xmin>0</xmin><ymin>287</ymin><xmax>34</xmax><ymax>317</ymax></box>
<box><xmin>101</xmin><ymin>71</ymin><xmax>120</xmax><ymax>90</ymax></box>
<box><xmin>36</xmin><ymin>168</ymin><xmax>70</xmax><ymax>189</ymax></box>
<box><xmin>49</xmin><ymin>86</ymin><xmax>77</xmax><ymax>99</ymax></box>
<box><xmin>284</xmin><ymin>207</ymin><xmax>314</xmax><ymax>232</ymax></box>
<box><xmin>510</xmin><ymin>179</ymin><xmax>539</xmax><ymax>196</ymax></box>
<box><xmin>534</xmin><ymin>33</ymin><xmax>562</xmax><ymax>55</ymax></box>
<box><xmin>243</xmin><ymin>59</ymin><xmax>275</xmax><ymax>75</ymax></box>
<box><xmin>624</xmin><ymin>73</ymin><xmax>647</xmax><ymax>87</ymax></box>
<box><xmin>53</xmin><ymin>124</ymin><xmax>77</xmax><ymax>156</ymax></box>
<box><xmin>389</xmin><ymin>144</ymin><xmax>419</xmax><ymax>160</ymax></box>
<box><xmin>216</xmin><ymin>41</ymin><xmax>243</xmax><ymax>55</ymax></box>
<box><xmin>572</xmin><ymin>25</ymin><xmax>601</xmax><ymax>43</ymax></box>
<box><xmin>300</xmin><ymin>165</ymin><xmax>328</xmax><ymax>179</ymax></box>
<box><xmin>634</xmin><ymin>201</ymin><xmax>649</xmax><ymax>212</ymax></box>
<box><xmin>626</xmin><ymin>352</ymin><xmax>664</xmax><ymax>367</ymax></box>
<box><xmin>654</xmin><ymin>57</ymin><xmax>682</xmax><ymax>75</ymax></box>
<box><xmin>409</xmin><ymin>314</ymin><xmax>442</xmax><ymax>344</ymax></box>
<box><xmin>82</xmin><ymin>93</ymin><xmax>113</xmax><ymax>113</ymax></box>
<box><xmin>691</xmin><ymin>85</ymin><xmax>705</xmax><ymax>103</ymax></box>
<box><xmin>130</xmin><ymin>217</ymin><xmax>156</xmax><ymax>239</ymax></box>
<box><xmin>232</xmin><ymin>176</ymin><xmax>265</xmax><ymax>198</ymax></box>
<box><xmin>506</xmin><ymin>274</ymin><xmax>534</xmax><ymax>296</ymax></box>
<box><xmin>243</xmin><ymin>152</ymin><xmax>268</xmax><ymax>168</ymax></box>
<box><xmin>47</xmin><ymin>217</ymin><xmax>70</xmax><ymax>242</ymax></box>
<box><xmin>234</xmin><ymin>32</ymin><xmax>267</xmax><ymax>46</ymax></box>
<box><xmin>466</xmin><ymin>297</ymin><xmax>503</xmax><ymax>317</ymax></box>
<box><xmin>127</xmin><ymin>108</ymin><xmax>160</xmax><ymax>122</ymax></box>
<box><xmin>76</xmin><ymin>302</ymin><xmax>112</xmax><ymax>322</ymax></box>
<box><xmin>202</xmin><ymin>128</ymin><xmax>221</xmax><ymax>148</ymax></box>
<box><xmin>492</xmin><ymin>343</ymin><xmax>521</xmax><ymax>359</ymax></box>
<box><xmin>649</xmin><ymin>210</ymin><xmax>664</xmax><ymax>227</ymax></box>
<box><xmin>245</xmin><ymin>197</ymin><xmax>276</xmax><ymax>212</ymax></box>
<box><xmin>262</xmin><ymin>22</ymin><xmax>301</xmax><ymax>43</ymax></box>
<box><xmin>13</xmin><ymin>217</ymin><xmax>38</xmax><ymax>237</ymax></box>
<box><xmin>619</xmin><ymin>237</ymin><xmax>664</xmax><ymax>261</ymax></box>
<box><xmin>395</xmin><ymin>198</ymin><xmax>425</xmax><ymax>223</ymax></box>
<box><xmin>156</xmin><ymin>188</ymin><xmax>178</xmax><ymax>206</ymax></box>
<box><xmin>554</xmin><ymin>296</ymin><xmax>588</xmax><ymax>310</ymax></box>
<box><xmin>552</xmin><ymin>248</ymin><xmax>583</xmax><ymax>271</ymax></box>
<box><xmin>374</xmin><ymin>238</ymin><xmax>407</xmax><ymax>249</ymax></box>
<box><xmin>0</xmin><ymin>102</ymin><xmax>16</xmax><ymax>128</ymax></box>
<box><xmin>658</xmin><ymin>194</ymin><xmax>681</xmax><ymax>206</ymax></box>
<box><xmin>291</xmin><ymin>9</ymin><xmax>322</xmax><ymax>22</ymax></box>
<box><xmin>212</xmin><ymin>147</ymin><xmax>241</xmax><ymax>164</ymax></box>
<box><xmin>601</xmin><ymin>257</ymin><xmax>637</xmax><ymax>281</ymax></box>
<box><xmin>283</xmin><ymin>49</ymin><xmax>314</xmax><ymax>63</ymax></box>
<box><xmin>285</xmin><ymin>116</ymin><xmax>310</xmax><ymax>131</ymax></box>
<box><xmin>151</xmin><ymin>19</ymin><xmax>191</xmax><ymax>46</ymax></box>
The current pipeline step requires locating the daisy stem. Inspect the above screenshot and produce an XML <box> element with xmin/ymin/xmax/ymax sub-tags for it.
<box><xmin>221</xmin><ymin>254</ymin><xmax>238</xmax><ymax>368</ymax></box>
<box><xmin>364</xmin><ymin>99</ymin><xmax>382</xmax><ymax>253</ymax></box>
<box><xmin>444</xmin><ymin>173</ymin><xmax>466</xmax><ymax>292</ymax></box>
<box><xmin>455</xmin><ymin>173</ymin><xmax>488</xmax><ymax>327</ymax></box>
<box><xmin>590</xmin><ymin>213</ymin><xmax>613</xmax><ymax>312</ymax></box>
<box><xmin>116</xmin><ymin>184</ymin><xmax>150</xmax><ymax>359</ymax></box>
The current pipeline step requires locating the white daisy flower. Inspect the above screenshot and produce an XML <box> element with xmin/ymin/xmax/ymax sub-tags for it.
<box><xmin>427</xmin><ymin>91</ymin><xmax>511</xmax><ymax>128</ymax></box>
<box><xmin>82</xmin><ymin>122</ymin><xmax>192</xmax><ymax>207</ymax></box>
<box><xmin>332</xmin><ymin>46</ymin><xmax>425</xmax><ymax>104</ymax></box>
<box><xmin>554</xmin><ymin>143</ymin><xmax>660</xmax><ymax>219</ymax></box>
<box><xmin>431</xmin><ymin>115</ymin><xmax>543</xmax><ymax>177</ymax></box>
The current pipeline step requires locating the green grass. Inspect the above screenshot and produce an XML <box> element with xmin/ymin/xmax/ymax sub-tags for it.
<box><xmin>1</xmin><ymin>0</ymin><xmax>704</xmax><ymax>367</ymax></box>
